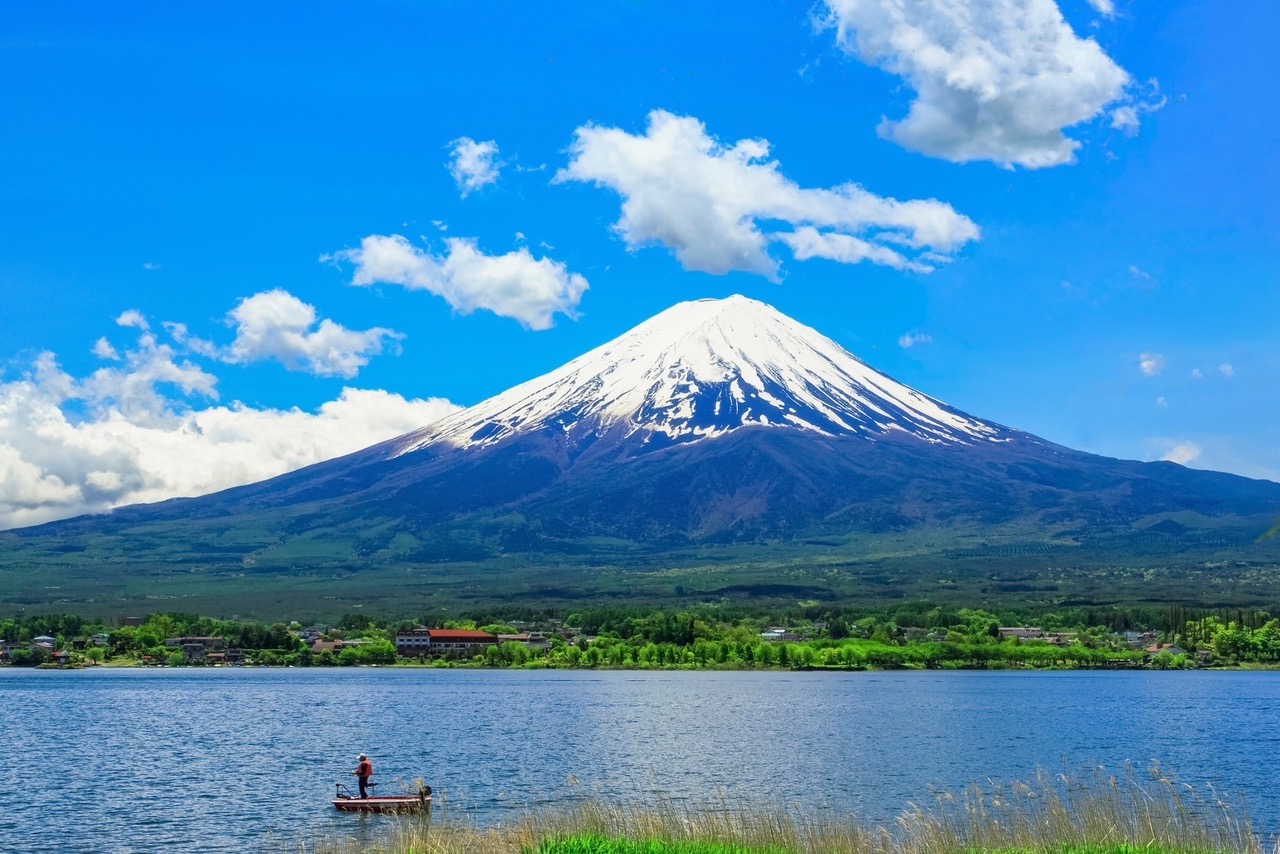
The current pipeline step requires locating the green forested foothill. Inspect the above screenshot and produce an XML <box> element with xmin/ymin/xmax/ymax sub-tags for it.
<box><xmin>7</xmin><ymin>601</ymin><xmax>1280</xmax><ymax>670</ymax></box>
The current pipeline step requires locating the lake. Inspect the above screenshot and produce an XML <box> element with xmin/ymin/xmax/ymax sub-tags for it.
<box><xmin>2</xmin><ymin>667</ymin><xmax>1277</xmax><ymax>852</ymax></box>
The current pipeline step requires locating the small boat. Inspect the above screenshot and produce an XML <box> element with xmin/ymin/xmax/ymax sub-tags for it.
<box><xmin>332</xmin><ymin>782</ymin><xmax>431</xmax><ymax>814</ymax></box>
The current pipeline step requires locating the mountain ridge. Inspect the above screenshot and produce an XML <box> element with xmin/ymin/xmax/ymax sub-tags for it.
<box><xmin>4</xmin><ymin>295</ymin><xmax>1279</xmax><ymax>615</ymax></box>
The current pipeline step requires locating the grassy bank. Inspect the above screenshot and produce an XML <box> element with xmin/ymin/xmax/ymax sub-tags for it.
<box><xmin>295</xmin><ymin>764</ymin><xmax>1264</xmax><ymax>854</ymax></box>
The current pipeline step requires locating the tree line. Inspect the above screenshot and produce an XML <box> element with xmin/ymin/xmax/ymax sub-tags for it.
<box><xmin>7</xmin><ymin>600</ymin><xmax>1280</xmax><ymax>669</ymax></box>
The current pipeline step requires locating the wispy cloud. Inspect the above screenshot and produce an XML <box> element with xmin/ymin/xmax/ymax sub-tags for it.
<box><xmin>1139</xmin><ymin>352</ymin><xmax>1165</xmax><ymax>377</ymax></box>
<box><xmin>448</xmin><ymin>137</ymin><xmax>502</xmax><ymax>198</ymax></box>
<box><xmin>1219</xmin><ymin>363</ymin><xmax>1235</xmax><ymax>378</ymax></box>
<box><xmin>326</xmin><ymin>234</ymin><xmax>589</xmax><ymax>330</ymax></box>
<box><xmin>898</xmin><ymin>332</ymin><xmax>934</xmax><ymax>349</ymax></box>
<box><xmin>1161</xmin><ymin>441</ymin><xmax>1202</xmax><ymax>465</ymax></box>
<box><xmin>819</xmin><ymin>0</ymin><xmax>1132</xmax><ymax>168</ymax></box>
<box><xmin>1128</xmin><ymin>264</ymin><xmax>1154</xmax><ymax>283</ymax></box>
<box><xmin>556</xmin><ymin>110</ymin><xmax>979</xmax><ymax>281</ymax></box>
<box><xmin>92</xmin><ymin>338</ymin><xmax>119</xmax><ymax>360</ymax></box>
<box><xmin>1111</xmin><ymin>79</ymin><xmax>1168</xmax><ymax>137</ymax></box>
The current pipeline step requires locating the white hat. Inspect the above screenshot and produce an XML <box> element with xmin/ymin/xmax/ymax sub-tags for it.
<box><xmin>357</xmin><ymin>753</ymin><xmax>367</xmax><ymax>760</ymax></box>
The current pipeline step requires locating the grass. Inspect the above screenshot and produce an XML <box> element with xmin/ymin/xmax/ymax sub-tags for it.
<box><xmin>529</xmin><ymin>847</ymin><xmax>1217</xmax><ymax>854</ymax></box>
<box><xmin>528</xmin><ymin>839</ymin><xmax>786</xmax><ymax>854</ymax></box>
<box><xmin>293</xmin><ymin>763</ymin><xmax>1266</xmax><ymax>854</ymax></box>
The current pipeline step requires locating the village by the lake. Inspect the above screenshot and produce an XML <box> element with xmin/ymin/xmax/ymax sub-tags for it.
<box><xmin>6</xmin><ymin>605</ymin><xmax>1278</xmax><ymax>672</ymax></box>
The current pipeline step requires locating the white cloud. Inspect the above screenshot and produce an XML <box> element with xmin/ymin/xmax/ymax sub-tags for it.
<box><xmin>1219</xmin><ymin>363</ymin><xmax>1235</xmax><ymax>378</ymax></box>
<box><xmin>1111</xmin><ymin>106</ymin><xmax>1139</xmax><ymax>135</ymax></box>
<box><xmin>92</xmin><ymin>338</ymin><xmax>119</xmax><ymax>360</ymax></box>
<box><xmin>1112</xmin><ymin>79</ymin><xmax>1167</xmax><ymax>137</ymax></box>
<box><xmin>1128</xmin><ymin>264</ymin><xmax>1153</xmax><ymax>282</ymax></box>
<box><xmin>556</xmin><ymin>110</ymin><xmax>979</xmax><ymax>280</ymax></box>
<box><xmin>142</xmin><ymin>261</ymin><xmax>162</xmax><ymax>271</ymax></box>
<box><xmin>116</xmin><ymin>309</ymin><xmax>149</xmax><ymax>330</ymax></box>
<box><xmin>898</xmin><ymin>332</ymin><xmax>934</xmax><ymax>348</ymax></box>
<box><xmin>219</xmin><ymin>289</ymin><xmax>401</xmax><ymax>379</ymax></box>
<box><xmin>448</xmin><ymin>137</ymin><xmax>502</xmax><ymax>197</ymax></box>
<box><xmin>1191</xmin><ymin>368</ymin><xmax>1204</xmax><ymax>380</ymax></box>
<box><xmin>1085</xmin><ymin>0</ymin><xmax>1115</xmax><ymax>17</ymax></box>
<box><xmin>0</xmin><ymin>345</ymin><xmax>460</xmax><ymax>530</ymax></box>
<box><xmin>1139</xmin><ymin>352</ymin><xmax>1165</xmax><ymax>377</ymax></box>
<box><xmin>1156</xmin><ymin>396</ymin><xmax>1167</xmax><ymax>407</ymax></box>
<box><xmin>326</xmin><ymin>234</ymin><xmax>589</xmax><ymax>331</ymax></box>
<box><xmin>81</xmin><ymin>330</ymin><xmax>220</xmax><ymax>424</ymax></box>
<box><xmin>1161</xmin><ymin>441</ymin><xmax>1202</xmax><ymax>465</ymax></box>
<box><xmin>780</xmin><ymin>227</ymin><xmax>932</xmax><ymax>273</ymax></box>
<box><xmin>820</xmin><ymin>0</ymin><xmax>1131</xmax><ymax>168</ymax></box>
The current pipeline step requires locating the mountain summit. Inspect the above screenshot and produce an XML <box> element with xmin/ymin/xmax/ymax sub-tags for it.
<box><xmin>394</xmin><ymin>295</ymin><xmax>1007</xmax><ymax>457</ymax></box>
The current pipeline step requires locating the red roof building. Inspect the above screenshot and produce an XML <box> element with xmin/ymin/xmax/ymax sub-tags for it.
<box><xmin>395</xmin><ymin>628</ymin><xmax>497</xmax><ymax>658</ymax></box>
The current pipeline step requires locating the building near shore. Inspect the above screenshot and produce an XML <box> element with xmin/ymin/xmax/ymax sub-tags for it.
<box><xmin>395</xmin><ymin>628</ymin><xmax>498</xmax><ymax>658</ymax></box>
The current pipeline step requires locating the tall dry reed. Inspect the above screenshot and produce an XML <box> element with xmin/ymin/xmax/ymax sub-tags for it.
<box><xmin>294</xmin><ymin>763</ymin><xmax>1267</xmax><ymax>854</ymax></box>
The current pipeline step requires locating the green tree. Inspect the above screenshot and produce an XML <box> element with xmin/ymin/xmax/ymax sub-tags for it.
<box><xmin>1210</xmin><ymin>622</ymin><xmax>1253</xmax><ymax>663</ymax></box>
<box><xmin>503</xmin><ymin>641</ymin><xmax>530</xmax><ymax>666</ymax></box>
<box><xmin>337</xmin><ymin>613</ymin><xmax>373</xmax><ymax>632</ymax></box>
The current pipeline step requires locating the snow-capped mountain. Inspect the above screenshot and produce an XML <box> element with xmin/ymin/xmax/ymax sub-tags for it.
<box><xmin>393</xmin><ymin>295</ymin><xmax>1009</xmax><ymax>457</ymax></box>
<box><xmin>14</xmin><ymin>294</ymin><xmax>1280</xmax><ymax>596</ymax></box>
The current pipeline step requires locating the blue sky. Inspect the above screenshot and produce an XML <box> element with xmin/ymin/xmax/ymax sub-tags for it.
<box><xmin>1</xmin><ymin>0</ymin><xmax>1277</xmax><ymax>528</ymax></box>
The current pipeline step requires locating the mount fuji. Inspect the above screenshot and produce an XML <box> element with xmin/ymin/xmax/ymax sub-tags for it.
<box><xmin>7</xmin><ymin>295</ymin><xmax>1280</xmax><ymax>611</ymax></box>
<box><xmin>392</xmin><ymin>294</ymin><xmax>1009</xmax><ymax>455</ymax></box>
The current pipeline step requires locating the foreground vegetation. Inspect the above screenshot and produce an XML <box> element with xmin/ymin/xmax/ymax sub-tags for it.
<box><xmin>8</xmin><ymin>601</ymin><xmax>1280</xmax><ymax>669</ymax></box>
<box><xmin>296</xmin><ymin>764</ymin><xmax>1263</xmax><ymax>854</ymax></box>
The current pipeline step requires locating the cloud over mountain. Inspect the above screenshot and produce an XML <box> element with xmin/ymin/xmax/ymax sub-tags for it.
<box><xmin>556</xmin><ymin>110</ymin><xmax>979</xmax><ymax>280</ymax></box>
<box><xmin>327</xmin><ymin>234</ymin><xmax>589</xmax><ymax>330</ymax></box>
<box><xmin>218</xmin><ymin>289</ymin><xmax>402</xmax><ymax>378</ymax></box>
<box><xmin>0</xmin><ymin>318</ymin><xmax>459</xmax><ymax>530</ymax></box>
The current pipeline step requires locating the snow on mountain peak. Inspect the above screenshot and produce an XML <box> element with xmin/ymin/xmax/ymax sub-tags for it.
<box><xmin>392</xmin><ymin>295</ymin><xmax>1007</xmax><ymax>456</ymax></box>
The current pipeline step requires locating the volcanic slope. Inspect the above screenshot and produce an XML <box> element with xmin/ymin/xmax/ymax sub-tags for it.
<box><xmin>7</xmin><ymin>295</ymin><xmax>1280</xmax><ymax>610</ymax></box>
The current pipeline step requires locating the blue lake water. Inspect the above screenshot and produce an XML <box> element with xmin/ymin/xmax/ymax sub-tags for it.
<box><xmin>1</xmin><ymin>667</ymin><xmax>1278</xmax><ymax>852</ymax></box>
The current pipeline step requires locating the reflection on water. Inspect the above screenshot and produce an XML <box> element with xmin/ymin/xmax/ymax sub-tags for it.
<box><xmin>1</xmin><ymin>668</ymin><xmax>1277</xmax><ymax>852</ymax></box>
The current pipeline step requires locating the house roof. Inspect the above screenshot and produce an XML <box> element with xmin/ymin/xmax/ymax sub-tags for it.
<box><xmin>1146</xmin><ymin>643</ymin><xmax>1187</xmax><ymax>655</ymax></box>
<box><xmin>428</xmin><ymin>629</ymin><xmax>497</xmax><ymax>641</ymax></box>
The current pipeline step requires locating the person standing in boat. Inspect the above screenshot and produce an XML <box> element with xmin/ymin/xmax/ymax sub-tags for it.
<box><xmin>353</xmin><ymin>753</ymin><xmax>373</xmax><ymax>798</ymax></box>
